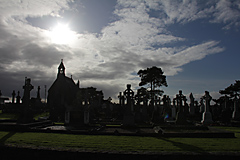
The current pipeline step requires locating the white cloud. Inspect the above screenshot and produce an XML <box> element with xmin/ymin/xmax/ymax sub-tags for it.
<box><xmin>0</xmin><ymin>0</ymin><xmax>71</xmax><ymax>18</ymax></box>
<box><xmin>156</xmin><ymin>0</ymin><xmax>240</xmax><ymax>29</ymax></box>
<box><xmin>211</xmin><ymin>0</ymin><xmax>240</xmax><ymax>29</ymax></box>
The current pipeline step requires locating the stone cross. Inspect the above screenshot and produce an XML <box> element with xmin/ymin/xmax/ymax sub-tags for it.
<box><xmin>204</xmin><ymin>91</ymin><xmax>212</xmax><ymax>112</ymax></box>
<box><xmin>175</xmin><ymin>90</ymin><xmax>187</xmax><ymax>124</ymax></box>
<box><xmin>201</xmin><ymin>91</ymin><xmax>213</xmax><ymax>124</ymax></box>
<box><xmin>176</xmin><ymin>90</ymin><xmax>186</xmax><ymax>111</ymax></box>
<box><xmin>122</xmin><ymin>84</ymin><xmax>135</xmax><ymax>126</ymax></box>
<box><xmin>22</xmin><ymin>77</ymin><xmax>34</xmax><ymax>105</ymax></box>
<box><xmin>189</xmin><ymin>93</ymin><xmax>195</xmax><ymax>115</ymax></box>
<box><xmin>118</xmin><ymin>92</ymin><xmax>125</xmax><ymax>106</ymax></box>
<box><xmin>124</xmin><ymin>84</ymin><xmax>134</xmax><ymax>106</ymax></box>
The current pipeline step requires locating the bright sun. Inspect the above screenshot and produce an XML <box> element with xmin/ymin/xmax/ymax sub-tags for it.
<box><xmin>49</xmin><ymin>23</ymin><xmax>77</xmax><ymax>44</ymax></box>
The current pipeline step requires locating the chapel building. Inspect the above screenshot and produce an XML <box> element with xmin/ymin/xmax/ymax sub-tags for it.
<box><xmin>47</xmin><ymin>59</ymin><xmax>80</xmax><ymax>122</ymax></box>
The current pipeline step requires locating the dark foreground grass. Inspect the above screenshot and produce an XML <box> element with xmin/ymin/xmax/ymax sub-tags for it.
<box><xmin>0</xmin><ymin>112</ymin><xmax>19</xmax><ymax>120</ymax></box>
<box><xmin>0</xmin><ymin>127</ymin><xmax>239</xmax><ymax>153</ymax></box>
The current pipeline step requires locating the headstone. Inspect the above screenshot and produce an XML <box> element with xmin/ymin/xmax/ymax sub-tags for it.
<box><xmin>118</xmin><ymin>92</ymin><xmax>124</xmax><ymax>106</ymax></box>
<box><xmin>162</xmin><ymin>95</ymin><xmax>171</xmax><ymax>119</ymax></box>
<box><xmin>84</xmin><ymin>110</ymin><xmax>89</xmax><ymax>125</ymax></box>
<box><xmin>12</xmin><ymin>90</ymin><xmax>16</xmax><ymax>104</ymax></box>
<box><xmin>189</xmin><ymin>93</ymin><xmax>195</xmax><ymax>115</ymax></box>
<box><xmin>134</xmin><ymin>104</ymin><xmax>142</xmax><ymax>123</ymax></box>
<box><xmin>232</xmin><ymin>97</ymin><xmax>240</xmax><ymax>120</ymax></box>
<box><xmin>224</xmin><ymin>95</ymin><xmax>229</xmax><ymax>109</ymax></box>
<box><xmin>162</xmin><ymin>95</ymin><xmax>167</xmax><ymax>108</ymax></box>
<box><xmin>16</xmin><ymin>91</ymin><xmax>21</xmax><ymax>104</ymax></box>
<box><xmin>18</xmin><ymin>77</ymin><xmax>34</xmax><ymax>123</ymax></box>
<box><xmin>171</xmin><ymin>99</ymin><xmax>176</xmax><ymax>119</ymax></box>
<box><xmin>201</xmin><ymin>91</ymin><xmax>213</xmax><ymax>124</ymax></box>
<box><xmin>122</xmin><ymin>84</ymin><xmax>135</xmax><ymax>127</ymax></box>
<box><xmin>22</xmin><ymin>77</ymin><xmax>34</xmax><ymax>105</ymax></box>
<box><xmin>175</xmin><ymin>90</ymin><xmax>187</xmax><ymax>125</ymax></box>
<box><xmin>37</xmin><ymin>86</ymin><xmax>41</xmax><ymax>99</ymax></box>
<box><xmin>65</xmin><ymin>111</ymin><xmax>70</xmax><ymax>124</ymax></box>
<box><xmin>199</xmin><ymin>98</ymin><xmax>204</xmax><ymax>113</ymax></box>
<box><xmin>184</xmin><ymin>98</ymin><xmax>189</xmax><ymax>114</ymax></box>
<box><xmin>124</xmin><ymin>84</ymin><xmax>134</xmax><ymax>110</ymax></box>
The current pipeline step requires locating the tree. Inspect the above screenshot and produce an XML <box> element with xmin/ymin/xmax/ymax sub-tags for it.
<box><xmin>220</xmin><ymin>80</ymin><xmax>240</xmax><ymax>98</ymax></box>
<box><xmin>137</xmin><ymin>66</ymin><xmax>168</xmax><ymax>103</ymax></box>
<box><xmin>135</xmin><ymin>87</ymin><xmax>150</xmax><ymax>105</ymax></box>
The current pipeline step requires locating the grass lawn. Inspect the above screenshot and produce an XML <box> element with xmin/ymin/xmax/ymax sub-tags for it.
<box><xmin>33</xmin><ymin>112</ymin><xmax>49</xmax><ymax>120</ymax></box>
<box><xmin>0</xmin><ymin>127</ymin><xmax>240</xmax><ymax>153</ymax></box>
<box><xmin>0</xmin><ymin>112</ymin><xmax>19</xmax><ymax>120</ymax></box>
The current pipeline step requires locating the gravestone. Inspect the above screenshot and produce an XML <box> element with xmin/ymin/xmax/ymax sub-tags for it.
<box><xmin>118</xmin><ymin>92</ymin><xmax>125</xmax><ymax>106</ymax></box>
<box><xmin>16</xmin><ymin>91</ymin><xmax>21</xmax><ymax>104</ymax></box>
<box><xmin>22</xmin><ymin>77</ymin><xmax>34</xmax><ymax>105</ymax></box>
<box><xmin>175</xmin><ymin>90</ymin><xmax>187</xmax><ymax>125</ymax></box>
<box><xmin>224</xmin><ymin>95</ymin><xmax>229</xmax><ymax>109</ymax></box>
<box><xmin>18</xmin><ymin>77</ymin><xmax>34</xmax><ymax>123</ymax></box>
<box><xmin>12</xmin><ymin>90</ymin><xmax>16</xmax><ymax>104</ymax></box>
<box><xmin>189</xmin><ymin>93</ymin><xmax>195</xmax><ymax>115</ymax></box>
<box><xmin>184</xmin><ymin>98</ymin><xmax>189</xmax><ymax>115</ymax></box>
<box><xmin>232</xmin><ymin>97</ymin><xmax>240</xmax><ymax>120</ymax></box>
<box><xmin>201</xmin><ymin>91</ymin><xmax>213</xmax><ymax>124</ymax></box>
<box><xmin>37</xmin><ymin>86</ymin><xmax>41</xmax><ymax>99</ymax></box>
<box><xmin>122</xmin><ymin>84</ymin><xmax>135</xmax><ymax>127</ymax></box>
<box><xmin>199</xmin><ymin>98</ymin><xmax>204</xmax><ymax>113</ymax></box>
<box><xmin>65</xmin><ymin>111</ymin><xmax>70</xmax><ymax>124</ymax></box>
<box><xmin>134</xmin><ymin>104</ymin><xmax>142</xmax><ymax>123</ymax></box>
<box><xmin>84</xmin><ymin>110</ymin><xmax>90</xmax><ymax>125</ymax></box>
<box><xmin>162</xmin><ymin>95</ymin><xmax>171</xmax><ymax>119</ymax></box>
<box><xmin>171</xmin><ymin>99</ymin><xmax>176</xmax><ymax>119</ymax></box>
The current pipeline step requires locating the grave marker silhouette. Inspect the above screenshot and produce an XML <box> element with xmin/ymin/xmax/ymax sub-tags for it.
<box><xmin>122</xmin><ymin>84</ymin><xmax>135</xmax><ymax>127</ymax></box>
<box><xmin>201</xmin><ymin>91</ymin><xmax>213</xmax><ymax>124</ymax></box>
<box><xmin>175</xmin><ymin>90</ymin><xmax>187</xmax><ymax>125</ymax></box>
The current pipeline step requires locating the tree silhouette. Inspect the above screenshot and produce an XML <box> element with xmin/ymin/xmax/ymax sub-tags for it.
<box><xmin>137</xmin><ymin>66</ymin><xmax>167</xmax><ymax>103</ymax></box>
<box><xmin>135</xmin><ymin>87</ymin><xmax>149</xmax><ymax>105</ymax></box>
<box><xmin>220</xmin><ymin>80</ymin><xmax>240</xmax><ymax>98</ymax></box>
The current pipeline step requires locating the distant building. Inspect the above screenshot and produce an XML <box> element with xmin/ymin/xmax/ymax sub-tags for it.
<box><xmin>0</xmin><ymin>90</ymin><xmax>9</xmax><ymax>107</ymax></box>
<box><xmin>47</xmin><ymin>60</ymin><xmax>80</xmax><ymax>122</ymax></box>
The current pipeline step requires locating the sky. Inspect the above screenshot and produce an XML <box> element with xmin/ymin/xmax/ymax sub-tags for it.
<box><xmin>0</xmin><ymin>0</ymin><xmax>240</xmax><ymax>103</ymax></box>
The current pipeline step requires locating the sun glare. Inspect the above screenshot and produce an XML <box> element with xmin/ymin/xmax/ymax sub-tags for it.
<box><xmin>49</xmin><ymin>23</ymin><xmax>77</xmax><ymax>44</ymax></box>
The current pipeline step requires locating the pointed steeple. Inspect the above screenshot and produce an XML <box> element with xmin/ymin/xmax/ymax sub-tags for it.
<box><xmin>58</xmin><ymin>59</ymin><xmax>65</xmax><ymax>77</ymax></box>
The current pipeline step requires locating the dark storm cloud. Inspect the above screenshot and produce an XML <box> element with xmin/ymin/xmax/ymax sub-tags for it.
<box><xmin>21</xmin><ymin>43</ymin><xmax>73</xmax><ymax>67</ymax></box>
<box><xmin>0</xmin><ymin>69</ymin><xmax>53</xmax><ymax>98</ymax></box>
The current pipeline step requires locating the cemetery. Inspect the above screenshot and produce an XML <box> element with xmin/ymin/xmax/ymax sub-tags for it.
<box><xmin>0</xmin><ymin>61</ymin><xmax>240</xmax><ymax>158</ymax></box>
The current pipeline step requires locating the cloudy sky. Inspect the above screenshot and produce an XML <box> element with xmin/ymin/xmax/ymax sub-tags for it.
<box><xmin>0</xmin><ymin>0</ymin><xmax>240</xmax><ymax>102</ymax></box>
